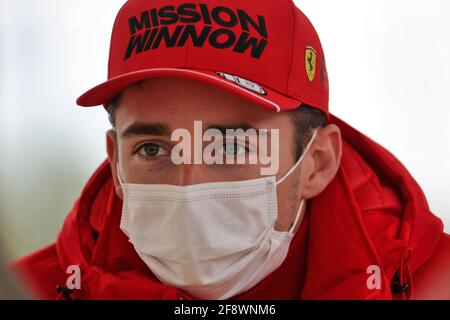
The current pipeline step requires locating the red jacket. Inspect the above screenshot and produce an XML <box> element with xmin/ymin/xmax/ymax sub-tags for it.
<box><xmin>14</xmin><ymin>116</ymin><xmax>449</xmax><ymax>300</ymax></box>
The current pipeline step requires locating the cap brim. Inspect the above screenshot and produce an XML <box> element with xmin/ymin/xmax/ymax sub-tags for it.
<box><xmin>76</xmin><ymin>68</ymin><xmax>302</xmax><ymax>112</ymax></box>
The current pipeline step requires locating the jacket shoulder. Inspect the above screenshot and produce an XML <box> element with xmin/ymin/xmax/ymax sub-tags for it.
<box><xmin>413</xmin><ymin>233</ymin><xmax>450</xmax><ymax>300</ymax></box>
<box><xmin>13</xmin><ymin>244</ymin><xmax>67</xmax><ymax>299</ymax></box>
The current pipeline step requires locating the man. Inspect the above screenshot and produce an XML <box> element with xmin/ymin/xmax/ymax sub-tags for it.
<box><xmin>14</xmin><ymin>0</ymin><xmax>449</xmax><ymax>300</ymax></box>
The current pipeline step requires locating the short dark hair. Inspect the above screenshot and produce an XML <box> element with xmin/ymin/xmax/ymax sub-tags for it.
<box><xmin>107</xmin><ymin>96</ymin><xmax>326</xmax><ymax>161</ymax></box>
<box><xmin>286</xmin><ymin>105</ymin><xmax>326</xmax><ymax>161</ymax></box>
<box><xmin>107</xmin><ymin>95</ymin><xmax>120</xmax><ymax>130</ymax></box>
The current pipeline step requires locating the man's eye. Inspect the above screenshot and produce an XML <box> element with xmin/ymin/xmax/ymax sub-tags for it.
<box><xmin>221</xmin><ymin>141</ymin><xmax>247</xmax><ymax>156</ymax></box>
<box><xmin>137</xmin><ymin>143</ymin><xmax>168</xmax><ymax>158</ymax></box>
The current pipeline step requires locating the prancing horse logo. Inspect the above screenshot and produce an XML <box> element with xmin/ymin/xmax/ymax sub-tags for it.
<box><xmin>305</xmin><ymin>46</ymin><xmax>317</xmax><ymax>82</ymax></box>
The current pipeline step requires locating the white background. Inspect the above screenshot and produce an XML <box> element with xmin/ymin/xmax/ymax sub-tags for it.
<box><xmin>1</xmin><ymin>0</ymin><xmax>449</xmax><ymax>259</ymax></box>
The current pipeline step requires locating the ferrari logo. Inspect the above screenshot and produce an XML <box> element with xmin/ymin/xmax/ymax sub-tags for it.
<box><xmin>305</xmin><ymin>46</ymin><xmax>317</xmax><ymax>82</ymax></box>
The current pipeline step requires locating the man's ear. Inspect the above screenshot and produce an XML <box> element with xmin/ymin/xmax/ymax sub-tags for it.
<box><xmin>300</xmin><ymin>124</ymin><xmax>342</xmax><ymax>199</ymax></box>
<box><xmin>106</xmin><ymin>130</ymin><xmax>123</xmax><ymax>200</ymax></box>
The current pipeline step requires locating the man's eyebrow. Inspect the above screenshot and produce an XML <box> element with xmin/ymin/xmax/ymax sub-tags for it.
<box><xmin>121</xmin><ymin>122</ymin><xmax>171</xmax><ymax>138</ymax></box>
<box><xmin>206</xmin><ymin>123</ymin><xmax>268</xmax><ymax>135</ymax></box>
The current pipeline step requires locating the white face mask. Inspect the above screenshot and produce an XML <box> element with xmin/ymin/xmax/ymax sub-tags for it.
<box><xmin>117</xmin><ymin>130</ymin><xmax>317</xmax><ymax>300</ymax></box>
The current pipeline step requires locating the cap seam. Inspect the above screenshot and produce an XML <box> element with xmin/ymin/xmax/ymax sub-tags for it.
<box><xmin>107</xmin><ymin>1</ymin><xmax>129</xmax><ymax>80</ymax></box>
<box><xmin>286</xmin><ymin>0</ymin><xmax>297</xmax><ymax>95</ymax></box>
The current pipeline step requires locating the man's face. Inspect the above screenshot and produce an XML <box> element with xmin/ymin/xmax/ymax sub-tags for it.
<box><xmin>107</xmin><ymin>77</ymin><xmax>336</xmax><ymax>231</ymax></box>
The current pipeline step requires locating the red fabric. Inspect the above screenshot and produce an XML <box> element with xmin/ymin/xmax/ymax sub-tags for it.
<box><xmin>13</xmin><ymin>115</ymin><xmax>446</xmax><ymax>300</ymax></box>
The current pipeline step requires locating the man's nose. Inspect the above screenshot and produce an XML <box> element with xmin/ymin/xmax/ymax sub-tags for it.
<box><xmin>175</xmin><ymin>163</ymin><xmax>212</xmax><ymax>186</ymax></box>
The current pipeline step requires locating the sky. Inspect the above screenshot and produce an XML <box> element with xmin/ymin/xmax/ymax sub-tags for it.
<box><xmin>1</xmin><ymin>0</ymin><xmax>449</xmax><ymax>258</ymax></box>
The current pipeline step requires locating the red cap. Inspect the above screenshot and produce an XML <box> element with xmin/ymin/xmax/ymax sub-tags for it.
<box><xmin>77</xmin><ymin>0</ymin><xmax>329</xmax><ymax>116</ymax></box>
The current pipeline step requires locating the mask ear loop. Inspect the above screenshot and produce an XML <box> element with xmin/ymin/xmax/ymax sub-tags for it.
<box><xmin>116</xmin><ymin>162</ymin><xmax>124</xmax><ymax>186</ymax></box>
<box><xmin>276</xmin><ymin>129</ymin><xmax>318</xmax><ymax>186</ymax></box>
<box><xmin>275</xmin><ymin>129</ymin><xmax>318</xmax><ymax>234</ymax></box>
<box><xmin>289</xmin><ymin>199</ymin><xmax>306</xmax><ymax>234</ymax></box>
